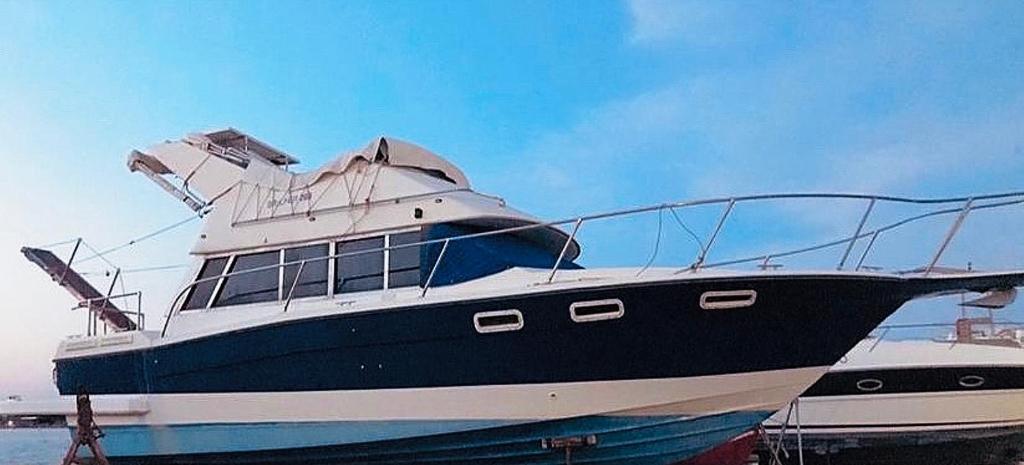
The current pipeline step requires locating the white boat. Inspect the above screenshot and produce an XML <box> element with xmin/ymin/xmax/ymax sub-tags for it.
<box><xmin>762</xmin><ymin>315</ymin><xmax>1024</xmax><ymax>465</ymax></box>
<box><xmin>20</xmin><ymin>129</ymin><xmax>1024</xmax><ymax>464</ymax></box>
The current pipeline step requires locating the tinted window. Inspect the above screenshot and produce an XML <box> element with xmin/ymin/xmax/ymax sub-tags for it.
<box><xmin>388</xmin><ymin>231</ymin><xmax>421</xmax><ymax>288</ymax></box>
<box><xmin>283</xmin><ymin>244</ymin><xmax>329</xmax><ymax>299</ymax></box>
<box><xmin>214</xmin><ymin>251</ymin><xmax>280</xmax><ymax>307</ymax></box>
<box><xmin>336</xmin><ymin>237</ymin><xmax>384</xmax><ymax>293</ymax></box>
<box><xmin>183</xmin><ymin>257</ymin><xmax>229</xmax><ymax>310</ymax></box>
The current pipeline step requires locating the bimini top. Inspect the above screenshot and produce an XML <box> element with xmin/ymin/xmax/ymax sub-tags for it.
<box><xmin>127</xmin><ymin>129</ymin><xmax>579</xmax><ymax>260</ymax></box>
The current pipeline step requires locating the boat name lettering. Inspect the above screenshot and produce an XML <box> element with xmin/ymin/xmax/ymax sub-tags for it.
<box><xmin>267</xmin><ymin>191</ymin><xmax>312</xmax><ymax>208</ymax></box>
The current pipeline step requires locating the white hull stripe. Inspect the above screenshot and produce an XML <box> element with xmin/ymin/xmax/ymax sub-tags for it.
<box><xmin>80</xmin><ymin>366</ymin><xmax>827</xmax><ymax>426</ymax></box>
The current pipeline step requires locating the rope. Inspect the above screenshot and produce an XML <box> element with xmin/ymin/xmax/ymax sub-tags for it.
<box><xmin>667</xmin><ymin>207</ymin><xmax>705</xmax><ymax>256</ymax></box>
<box><xmin>78</xmin><ymin>264</ymin><xmax>189</xmax><ymax>276</ymax></box>
<box><xmin>76</xmin><ymin>213</ymin><xmax>201</xmax><ymax>264</ymax></box>
<box><xmin>636</xmin><ymin>208</ymin><xmax>664</xmax><ymax>276</ymax></box>
<box><xmin>33</xmin><ymin>238</ymin><xmax>82</xmax><ymax>249</ymax></box>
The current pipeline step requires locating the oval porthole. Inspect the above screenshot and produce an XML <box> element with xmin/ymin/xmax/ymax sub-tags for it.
<box><xmin>856</xmin><ymin>378</ymin><xmax>884</xmax><ymax>392</ymax></box>
<box><xmin>473</xmin><ymin>310</ymin><xmax>524</xmax><ymax>334</ymax></box>
<box><xmin>959</xmin><ymin>375</ymin><xmax>985</xmax><ymax>388</ymax></box>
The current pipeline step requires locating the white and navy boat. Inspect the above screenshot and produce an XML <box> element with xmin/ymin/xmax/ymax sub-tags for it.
<box><xmin>762</xmin><ymin>313</ymin><xmax>1024</xmax><ymax>465</ymax></box>
<box><xmin>20</xmin><ymin>129</ymin><xmax>1024</xmax><ymax>465</ymax></box>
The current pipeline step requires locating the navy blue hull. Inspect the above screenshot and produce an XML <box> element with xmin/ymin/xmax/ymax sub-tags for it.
<box><xmin>57</xmin><ymin>275</ymin><xmax>913</xmax><ymax>395</ymax></box>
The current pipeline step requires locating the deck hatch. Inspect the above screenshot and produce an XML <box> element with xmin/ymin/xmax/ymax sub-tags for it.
<box><xmin>570</xmin><ymin>299</ymin><xmax>625</xmax><ymax>323</ymax></box>
<box><xmin>473</xmin><ymin>310</ymin><xmax>524</xmax><ymax>333</ymax></box>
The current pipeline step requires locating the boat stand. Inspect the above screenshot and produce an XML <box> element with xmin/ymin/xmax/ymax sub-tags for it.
<box><xmin>60</xmin><ymin>393</ymin><xmax>111</xmax><ymax>465</ymax></box>
<box><xmin>758</xmin><ymin>398</ymin><xmax>805</xmax><ymax>465</ymax></box>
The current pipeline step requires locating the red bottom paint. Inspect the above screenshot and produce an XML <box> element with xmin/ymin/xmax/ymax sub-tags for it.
<box><xmin>676</xmin><ymin>431</ymin><xmax>757</xmax><ymax>465</ymax></box>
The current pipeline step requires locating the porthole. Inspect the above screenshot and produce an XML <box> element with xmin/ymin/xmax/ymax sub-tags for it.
<box><xmin>570</xmin><ymin>299</ymin><xmax>625</xmax><ymax>323</ymax></box>
<box><xmin>856</xmin><ymin>378</ymin><xmax>884</xmax><ymax>392</ymax></box>
<box><xmin>473</xmin><ymin>310</ymin><xmax>524</xmax><ymax>334</ymax></box>
<box><xmin>959</xmin><ymin>375</ymin><xmax>985</xmax><ymax>388</ymax></box>
<box><xmin>700</xmin><ymin>290</ymin><xmax>757</xmax><ymax>310</ymax></box>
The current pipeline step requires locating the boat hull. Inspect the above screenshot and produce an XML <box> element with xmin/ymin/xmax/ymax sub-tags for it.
<box><xmin>758</xmin><ymin>427</ymin><xmax>1024</xmax><ymax>465</ymax></box>
<box><xmin>74</xmin><ymin>367</ymin><xmax>822</xmax><ymax>464</ymax></box>
<box><xmin>56</xmin><ymin>275</ymin><xmax>913</xmax><ymax>395</ymax></box>
<box><xmin>56</xmin><ymin>274</ymin><xmax>922</xmax><ymax>463</ymax></box>
<box><xmin>760</xmin><ymin>339</ymin><xmax>1024</xmax><ymax>465</ymax></box>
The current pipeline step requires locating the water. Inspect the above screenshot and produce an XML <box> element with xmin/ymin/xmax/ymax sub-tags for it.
<box><xmin>0</xmin><ymin>429</ymin><xmax>67</xmax><ymax>465</ymax></box>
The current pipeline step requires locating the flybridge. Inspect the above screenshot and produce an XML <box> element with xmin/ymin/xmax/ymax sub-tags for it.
<box><xmin>124</xmin><ymin>129</ymin><xmax>552</xmax><ymax>256</ymax></box>
<box><xmin>127</xmin><ymin>128</ymin><xmax>299</xmax><ymax>212</ymax></box>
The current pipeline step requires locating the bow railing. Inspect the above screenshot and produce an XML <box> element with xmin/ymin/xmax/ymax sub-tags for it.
<box><xmin>157</xmin><ymin>191</ymin><xmax>1024</xmax><ymax>337</ymax></box>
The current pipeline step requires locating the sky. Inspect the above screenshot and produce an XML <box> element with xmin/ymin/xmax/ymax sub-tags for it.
<box><xmin>2</xmin><ymin>0</ymin><xmax>1024</xmax><ymax>398</ymax></box>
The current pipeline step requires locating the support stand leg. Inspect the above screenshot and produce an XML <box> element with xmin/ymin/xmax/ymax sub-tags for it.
<box><xmin>60</xmin><ymin>392</ymin><xmax>110</xmax><ymax>465</ymax></box>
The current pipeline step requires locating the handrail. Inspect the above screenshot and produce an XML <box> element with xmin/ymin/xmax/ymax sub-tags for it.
<box><xmin>78</xmin><ymin>291</ymin><xmax>144</xmax><ymax>334</ymax></box>
<box><xmin>158</xmin><ymin>190</ymin><xmax>1024</xmax><ymax>337</ymax></box>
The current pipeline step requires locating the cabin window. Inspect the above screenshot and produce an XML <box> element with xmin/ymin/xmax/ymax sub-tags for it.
<box><xmin>474</xmin><ymin>310</ymin><xmax>524</xmax><ymax>333</ymax></box>
<box><xmin>855</xmin><ymin>378</ymin><xmax>884</xmax><ymax>392</ymax></box>
<box><xmin>183</xmin><ymin>257</ymin><xmax>229</xmax><ymax>310</ymax></box>
<box><xmin>958</xmin><ymin>375</ymin><xmax>985</xmax><ymax>388</ymax></box>
<box><xmin>388</xmin><ymin>231</ymin><xmax>421</xmax><ymax>288</ymax></box>
<box><xmin>570</xmin><ymin>299</ymin><xmax>625</xmax><ymax>322</ymax></box>
<box><xmin>214</xmin><ymin>250</ymin><xmax>281</xmax><ymax>306</ymax></box>
<box><xmin>336</xmin><ymin>237</ymin><xmax>385</xmax><ymax>293</ymax></box>
<box><xmin>699</xmin><ymin>290</ymin><xmax>757</xmax><ymax>310</ymax></box>
<box><xmin>283</xmin><ymin>244</ymin><xmax>329</xmax><ymax>299</ymax></box>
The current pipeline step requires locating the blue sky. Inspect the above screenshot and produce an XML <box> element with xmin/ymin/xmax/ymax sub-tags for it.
<box><xmin>2</xmin><ymin>0</ymin><xmax>1024</xmax><ymax>397</ymax></box>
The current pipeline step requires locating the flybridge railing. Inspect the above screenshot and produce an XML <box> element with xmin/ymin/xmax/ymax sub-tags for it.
<box><xmin>159</xmin><ymin>191</ymin><xmax>1024</xmax><ymax>337</ymax></box>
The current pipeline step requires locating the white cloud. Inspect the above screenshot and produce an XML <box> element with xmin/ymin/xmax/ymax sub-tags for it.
<box><xmin>497</xmin><ymin>0</ymin><xmax>1024</xmax><ymax>281</ymax></box>
<box><xmin>626</xmin><ymin>0</ymin><xmax>748</xmax><ymax>46</ymax></box>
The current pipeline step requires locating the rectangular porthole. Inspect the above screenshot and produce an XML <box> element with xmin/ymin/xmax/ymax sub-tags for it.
<box><xmin>570</xmin><ymin>299</ymin><xmax>625</xmax><ymax>323</ymax></box>
<box><xmin>700</xmin><ymin>290</ymin><xmax>757</xmax><ymax>310</ymax></box>
<box><xmin>473</xmin><ymin>310</ymin><xmax>523</xmax><ymax>334</ymax></box>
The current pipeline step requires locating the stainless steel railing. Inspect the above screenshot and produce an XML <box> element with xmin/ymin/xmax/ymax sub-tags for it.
<box><xmin>157</xmin><ymin>190</ymin><xmax>1024</xmax><ymax>337</ymax></box>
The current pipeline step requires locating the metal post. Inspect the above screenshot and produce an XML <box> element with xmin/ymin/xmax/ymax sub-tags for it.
<box><xmin>282</xmin><ymin>261</ymin><xmax>305</xmax><ymax>313</ymax></box>
<box><xmin>837</xmin><ymin>198</ymin><xmax>876</xmax><ymax>270</ymax></box>
<box><xmin>869</xmin><ymin>326</ymin><xmax>890</xmax><ymax>352</ymax></box>
<box><xmin>547</xmin><ymin>218</ymin><xmax>583</xmax><ymax>284</ymax></box>
<box><xmin>692</xmin><ymin>199</ymin><xmax>735</xmax><ymax>272</ymax></box>
<box><xmin>925</xmin><ymin>198</ymin><xmax>973</xmax><ymax>276</ymax></box>
<box><xmin>795</xmin><ymin>398</ymin><xmax>804</xmax><ymax>465</ymax></box>
<box><xmin>137</xmin><ymin>293</ymin><xmax>144</xmax><ymax>330</ymax></box>
<box><xmin>421</xmin><ymin>239</ymin><xmax>450</xmax><ymax>297</ymax></box>
<box><xmin>59</xmin><ymin>238</ymin><xmax>83</xmax><ymax>287</ymax></box>
<box><xmin>854</xmin><ymin>230</ymin><xmax>881</xmax><ymax>271</ymax></box>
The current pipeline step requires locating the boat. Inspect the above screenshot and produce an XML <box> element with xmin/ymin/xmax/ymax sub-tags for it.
<box><xmin>760</xmin><ymin>302</ymin><xmax>1024</xmax><ymax>465</ymax></box>
<box><xmin>20</xmin><ymin>129</ymin><xmax>1024</xmax><ymax>464</ymax></box>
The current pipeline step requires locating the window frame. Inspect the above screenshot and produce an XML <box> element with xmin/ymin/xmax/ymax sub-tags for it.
<box><xmin>473</xmin><ymin>309</ymin><xmax>524</xmax><ymax>334</ymax></box>
<box><xmin>212</xmin><ymin>250</ymin><xmax>284</xmax><ymax>308</ymax></box>
<box><xmin>178</xmin><ymin>228</ymin><xmax>423</xmax><ymax>312</ymax></box>
<box><xmin>282</xmin><ymin>243</ymin><xmax>331</xmax><ymax>301</ymax></box>
<box><xmin>570</xmin><ymin>298</ymin><xmax>625</xmax><ymax>323</ymax></box>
